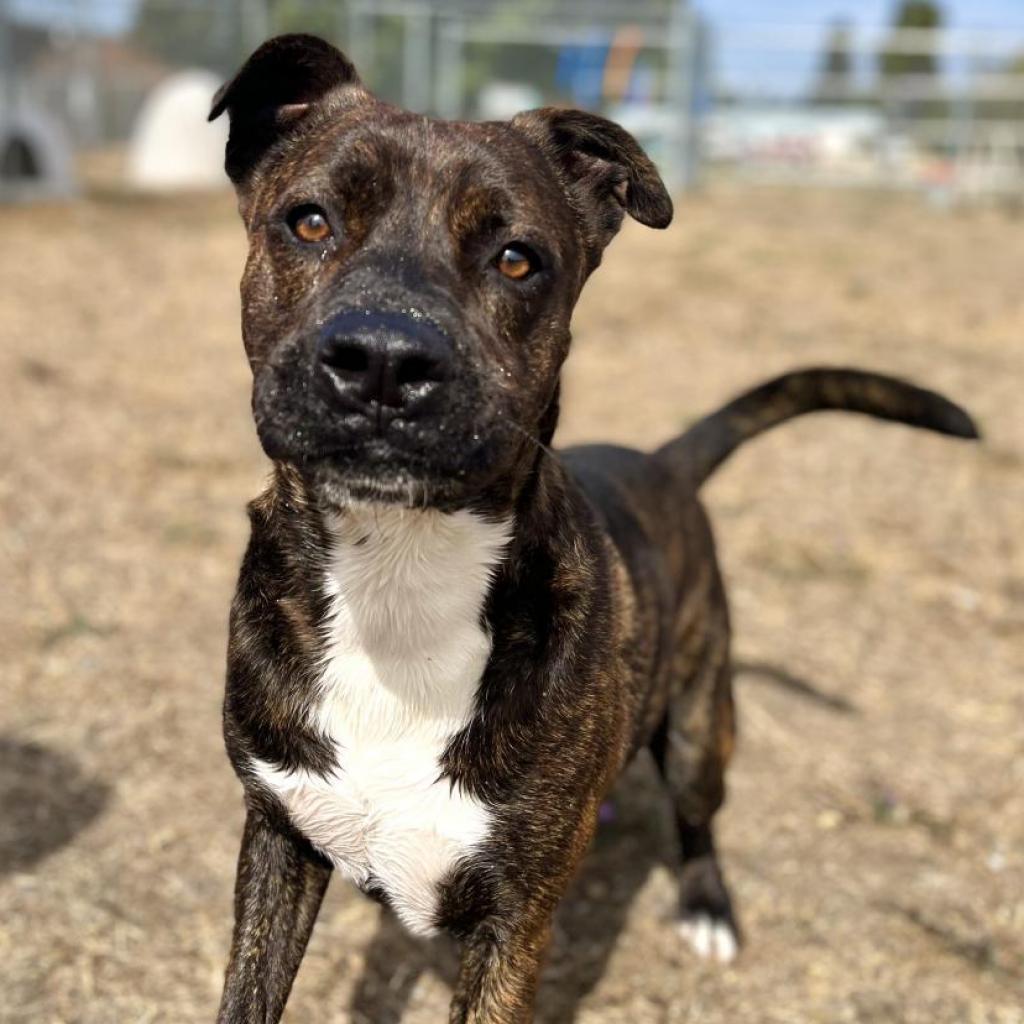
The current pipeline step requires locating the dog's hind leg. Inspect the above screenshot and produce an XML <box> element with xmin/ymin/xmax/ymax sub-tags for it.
<box><xmin>650</xmin><ymin>636</ymin><xmax>741</xmax><ymax>964</ymax></box>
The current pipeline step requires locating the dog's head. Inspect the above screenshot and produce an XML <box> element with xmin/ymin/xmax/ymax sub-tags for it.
<box><xmin>211</xmin><ymin>34</ymin><xmax>672</xmax><ymax>510</ymax></box>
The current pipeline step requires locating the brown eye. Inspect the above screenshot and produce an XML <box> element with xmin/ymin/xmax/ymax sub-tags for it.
<box><xmin>288</xmin><ymin>205</ymin><xmax>332</xmax><ymax>244</ymax></box>
<box><xmin>496</xmin><ymin>244</ymin><xmax>537</xmax><ymax>281</ymax></box>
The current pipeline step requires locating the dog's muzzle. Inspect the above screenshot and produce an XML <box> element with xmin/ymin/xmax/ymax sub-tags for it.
<box><xmin>316</xmin><ymin>310</ymin><xmax>453</xmax><ymax>429</ymax></box>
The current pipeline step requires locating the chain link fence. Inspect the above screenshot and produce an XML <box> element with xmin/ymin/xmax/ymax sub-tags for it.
<box><xmin>2</xmin><ymin>1</ymin><xmax>1024</xmax><ymax>200</ymax></box>
<box><xmin>706</xmin><ymin>21</ymin><xmax>1024</xmax><ymax>199</ymax></box>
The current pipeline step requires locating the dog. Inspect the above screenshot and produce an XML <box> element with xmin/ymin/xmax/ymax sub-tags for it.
<box><xmin>208</xmin><ymin>34</ymin><xmax>980</xmax><ymax>1024</ymax></box>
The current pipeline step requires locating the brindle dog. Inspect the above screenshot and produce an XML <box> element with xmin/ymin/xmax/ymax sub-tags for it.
<box><xmin>209</xmin><ymin>35</ymin><xmax>979</xmax><ymax>1024</ymax></box>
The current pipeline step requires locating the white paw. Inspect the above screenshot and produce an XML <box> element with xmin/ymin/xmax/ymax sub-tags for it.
<box><xmin>677</xmin><ymin>914</ymin><xmax>739</xmax><ymax>964</ymax></box>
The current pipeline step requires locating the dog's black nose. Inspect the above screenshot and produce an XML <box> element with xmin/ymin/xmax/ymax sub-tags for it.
<box><xmin>317</xmin><ymin>310</ymin><xmax>453</xmax><ymax>414</ymax></box>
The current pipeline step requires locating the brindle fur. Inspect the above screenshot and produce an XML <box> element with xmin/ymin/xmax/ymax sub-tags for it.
<box><xmin>209</xmin><ymin>36</ymin><xmax>979</xmax><ymax>1023</ymax></box>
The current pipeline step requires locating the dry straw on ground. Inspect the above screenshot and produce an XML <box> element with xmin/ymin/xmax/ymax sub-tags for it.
<box><xmin>1</xmin><ymin>186</ymin><xmax>1021</xmax><ymax>1023</ymax></box>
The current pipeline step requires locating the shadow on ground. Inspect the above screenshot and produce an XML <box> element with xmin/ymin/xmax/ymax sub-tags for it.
<box><xmin>0</xmin><ymin>735</ymin><xmax>111</xmax><ymax>875</ymax></box>
<box><xmin>343</xmin><ymin>658</ymin><xmax>857</xmax><ymax>1022</ymax></box>
<box><xmin>344</xmin><ymin>756</ymin><xmax>676</xmax><ymax>1024</ymax></box>
<box><xmin>734</xmin><ymin>659</ymin><xmax>859</xmax><ymax>715</ymax></box>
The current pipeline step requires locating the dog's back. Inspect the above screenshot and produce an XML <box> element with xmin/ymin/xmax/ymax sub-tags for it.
<box><xmin>557</xmin><ymin>367</ymin><xmax>979</xmax><ymax>962</ymax></box>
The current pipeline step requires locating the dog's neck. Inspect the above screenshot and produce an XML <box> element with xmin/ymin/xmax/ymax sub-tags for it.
<box><xmin>243</xmin><ymin>445</ymin><xmax>596</xmax><ymax>800</ymax></box>
<box><xmin>320</xmin><ymin>504</ymin><xmax>513</xmax><ymax>684</ymax></box>
<box><xmin>256</xmin><ymin>451</ymin><xmax>579</xmax><ymax>659</ymax></box>
<box><xmin>306</xmin><ymin>502</ymin><xmax>513</xmax><ymax>738</ymax></box>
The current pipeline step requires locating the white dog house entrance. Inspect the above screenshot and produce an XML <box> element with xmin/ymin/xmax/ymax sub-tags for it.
<box><xmin>127</xmin><ymin>70</ymin><xmax>228</xmax><ymax>191</ymax></box>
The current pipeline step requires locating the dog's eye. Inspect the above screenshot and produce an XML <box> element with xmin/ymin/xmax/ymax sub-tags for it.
<box><xmin>495</xmin><ymin>244</ymin><xmax>538</xmax><ymax>281</ymax></box>
<box><xmin>288</xmin><ymin>205</ymin><xmax>333</xmax><ymax>244</ymax></box>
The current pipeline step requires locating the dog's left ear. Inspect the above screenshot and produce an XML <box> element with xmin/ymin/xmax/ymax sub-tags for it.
<box><xmin>511</xmin><ymin>107</ymin><xmax>673</xmax><ymax>259</ymax></box>
<box><xmin>209</xmin><ymin>33</ymin><xmax>362</xmax><ymax>185</ymax></box>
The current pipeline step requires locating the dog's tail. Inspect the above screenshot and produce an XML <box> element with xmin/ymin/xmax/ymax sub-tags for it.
<box><xmin>658</xmin><ymin>367</ymin><xmax>980</xmax><ymax>489</ymax></box>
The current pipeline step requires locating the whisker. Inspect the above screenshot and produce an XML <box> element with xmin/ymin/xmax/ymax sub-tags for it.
<box><xmin>504</xmin><ymin>419</ymin><xmax>556</xmax><ymax>462</ymax></box>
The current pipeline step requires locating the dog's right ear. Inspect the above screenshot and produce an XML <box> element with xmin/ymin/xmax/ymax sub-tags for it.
<box><xmin>209</xmin><ymin>34</ymin><xmax>361</xmax><ymax>185</ymax></box>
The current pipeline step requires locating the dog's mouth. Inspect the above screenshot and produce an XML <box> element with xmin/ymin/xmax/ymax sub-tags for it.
<box><xmin>259</xmin><ymin>411</ymin><xmax>511</xmax><ymax>511</ymax></box>
<box><xmin>299</xmin><ymin>442</ymin><xmax>500</xmax><ymax>511</ymax></box>
<box><xmin>249</xmin><ymin>328</ymin><xmax>524</xmax><ymax>509</ymax></box>
<box><xmin>305</xmin><ymin>460</ymin><xmax>444</xmax><ymax>510</ymax></box>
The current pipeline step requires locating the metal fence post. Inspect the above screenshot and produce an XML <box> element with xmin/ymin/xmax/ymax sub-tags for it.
<box><xmin>241</xmin><ymin>0</ymin><xmax>271</xmax><ymax>55</ymax></box>
<box><xmin>666</xmin><ymin>0</ymin><xmax>701</xmax><ymax>191</ymax></box>
<box><xmin>0</xmin><ymin>0</ymin><xmax>14</xmax><ymax>122</ymax></box>
<box><xmin>348</xmin><ymin>2</ymin><xmax>378</xmax><ymax>88</ymax></box>
<box><xmin>435</xmin><ymin>18</ymin><xmax>464</xmax><ymax>121</ymax></box>
<box><xmin>402</xmin><ymin>2</ymin><xmax>433</xmax><ymax>114</ymax></box>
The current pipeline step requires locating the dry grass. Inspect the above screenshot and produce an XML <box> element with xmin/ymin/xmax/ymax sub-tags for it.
<box><xmin>0</xmin><ymin>185</ymin><xmax>1021</xmax><ymax>1024</ymax></box>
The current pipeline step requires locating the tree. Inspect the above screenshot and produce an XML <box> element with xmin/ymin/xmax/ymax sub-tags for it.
<box><xmin>972</xmin><ymin>49</ymin><xmax>1024</xmax><ymax>128</ymax></box>
<box><xmin>133</xmin><ymin>1</ymin><xmax>242</xmax><ymax>74</ymax></box>
<box><xmin>877</xmin><ymin>1</ymin><xmax>946</xmax><ymax>124</ymax></box>
<box><xmin>878</xmin><ymin>1</ymin><xmax>944</xmax><ymax>84</ymax></box>
<box><xmin>133</xmin><ymin>1</ymin><xmax>341</xmax><ymax>76</ymax></box>
<box><xmin>811</xmin><ymin>19</ymin><xmax>856</xmax><ymax>105</ymax></box>
<box><xmin>270</xmin><ymin>0</ymin><xmax>342</xmax><ymax>40</ymax></box>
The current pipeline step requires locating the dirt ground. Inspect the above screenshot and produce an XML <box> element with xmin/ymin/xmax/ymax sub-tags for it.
<box><xmin>1</xmin><ymin>185</ymin><xmax>1021</xmax><ymax>1024</ymax></box>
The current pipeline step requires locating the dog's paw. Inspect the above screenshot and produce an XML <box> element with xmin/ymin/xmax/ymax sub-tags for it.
<box><xmin>677</xmin><ymin>913</ymin><xmax>739</xmax><ymax>964</ymax></box>
<box><xmin>676</xmin><ymin>853</ymin><xmax>741</xmax><ymax>964</ymax></box>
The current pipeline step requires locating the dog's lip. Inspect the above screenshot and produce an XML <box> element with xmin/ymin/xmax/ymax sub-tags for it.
<box><xmin>292</xmin><ymin>428</ymin><xmax>506</xmax><ymax>496</ymax></box>
<box><xmin>293</xmin><ymin>436</ymin><xmax>460</xmax><ymax>475</ymax></box>
<box><xmin>305</xmin><ymin>449</ymin><xmax>482</xmax><ymax>512</ymax></box>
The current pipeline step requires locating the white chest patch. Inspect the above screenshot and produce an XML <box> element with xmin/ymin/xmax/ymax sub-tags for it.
<box><xmin>251</xmin><ymin>504</ymin><xmax>511</xmax><ymax>936</ymax></box>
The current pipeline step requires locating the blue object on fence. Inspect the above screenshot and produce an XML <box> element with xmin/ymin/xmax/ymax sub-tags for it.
<box><xmin>555</xmin><ymin>32</ymin><xmax>611</xmax><ymax>110</ymax></box>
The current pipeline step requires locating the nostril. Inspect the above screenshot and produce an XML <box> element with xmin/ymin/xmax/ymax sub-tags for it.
<box><xmin>396</xmin><ymin>355</ymin><xmax>442</xmax><ymax>387</ymax></box>
<box><xmin>317</xmin><ymin>312</ymin><xmax>453</xmax><ymax>411</ymax></box>
<box><xmin>322</xmin><ymin>340</ymin><xmax>369</xmax><ymax>375</ymax></box>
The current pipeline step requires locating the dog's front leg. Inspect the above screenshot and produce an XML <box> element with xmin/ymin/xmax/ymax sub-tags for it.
<box><xmin>216</xmin><ymin>807</ymin><xmax>331</xmax><ymax>1024</ymax></box>
<box><xmin>449</xmin><ymin>912</ymin><xmax>554</xmax><ymax>1024</ymax></box>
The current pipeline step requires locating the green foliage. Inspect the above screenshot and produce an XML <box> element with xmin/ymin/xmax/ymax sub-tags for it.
<box><xmin>811</xmin><ymin>19</ymin><xmax>857</xmax><ymax>105</ymax></box>
<box><xmin>876</xmin><ymin>1</ymin><xmax>948</xmax><ymax>130</ymax></box>
<box><xmin>972</xmin><ymin>50</ymin><xmax>1024</xmax><ymax>125</ymax></box>
<box><xmin>133</xmin><ymin>0</ymin><xmax>343</xmax><ymax>75</ymax></box>
<box><xmin>270</xmin><ymin>0</ymin><xmax>343</xmax><ymax>40</ymax></box>
<box><xmin>133</xmin><ymin>1</ymin><xmax>244</xmax><ymax>73</ymax></box>
<box><xmin>878</xmin><ymin>1</ymin><xmax>944</xmax><ymax>82</ymax></box>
